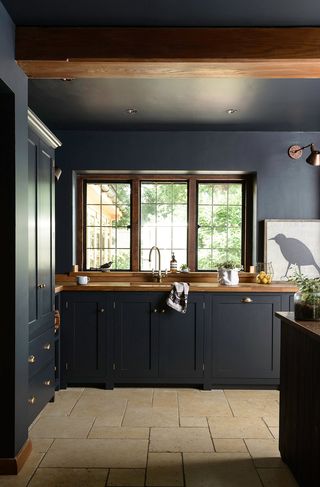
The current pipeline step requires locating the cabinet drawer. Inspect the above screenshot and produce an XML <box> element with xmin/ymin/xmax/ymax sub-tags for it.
<box><xmin>28</xmin><ymin>327</ymin><xmax>54</xmax><ymax>378</ymax></box>
<box><xmin>28</xmin><ymin>360</ymin><xmax>55</xmax><ymax>424</ymax></box>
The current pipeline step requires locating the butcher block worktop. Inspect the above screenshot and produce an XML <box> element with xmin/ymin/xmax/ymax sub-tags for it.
<box><xmin>55</xmin><ymin>272</ymin><xmax>296</xmax><ymax>293</ymax></box>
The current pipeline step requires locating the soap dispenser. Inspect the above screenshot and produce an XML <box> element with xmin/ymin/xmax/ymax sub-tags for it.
<box><xmin>170</xmin><ymin>253</ymin><xmax>177</xmax><ymax>272</ymax></box>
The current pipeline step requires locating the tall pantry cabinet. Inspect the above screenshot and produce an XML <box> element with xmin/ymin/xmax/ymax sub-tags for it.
<box><xmin>27</xmin><ymin>109</ymin><xmax>61</xmax><ymax>424</ymax></box>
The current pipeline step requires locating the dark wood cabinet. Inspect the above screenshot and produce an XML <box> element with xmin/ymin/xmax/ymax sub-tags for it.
<box><xmin>210</xmin><ymin>294</ymin><xmax>282</xmax><ymax>385</ymax></box>
<box><xmin>61</xmin><ymin>292</ymin><xmax>110</xmax><ymax>385</ymax></box>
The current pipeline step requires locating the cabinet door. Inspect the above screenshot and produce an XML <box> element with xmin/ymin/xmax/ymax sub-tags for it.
<box><xmin>211</xmin><ymin>294</ymin><xmax>281</xmax><ymax>382</ymax></box>
<box><xmin>158</xmin><ymin>294</ymin><xmax>204</xmax><ymax>378</ymax></box>
<box><xmin>37</xmin><ymin>140</ymin><xmax>54</xmax><ymax>320</ymax></box>
<box><xmin>113</xmin><ymin>293</ymin><xmax>158</xmax><ymax>378</ymax></box>
<box><xmin>62</xmin><ymin>293</ymin><xmax>107</xmax><ymax>382</ymax></box>
<box><xmin>28</xmin><ymin>132</ymin><xmax>55</xmax><ymax>338</ymax></box>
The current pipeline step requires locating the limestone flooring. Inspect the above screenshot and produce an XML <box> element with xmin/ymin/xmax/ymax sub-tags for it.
<box><xmin>0</xmin><ymin>387</ymin><xmax>299</xmax><ymax>487</ymax></box>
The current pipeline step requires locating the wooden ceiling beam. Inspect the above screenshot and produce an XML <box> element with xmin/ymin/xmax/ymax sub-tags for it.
<box><xmin>16</xmin><ymin>27</ymin><xmax>320</xmax><ymax>78</ymax></box>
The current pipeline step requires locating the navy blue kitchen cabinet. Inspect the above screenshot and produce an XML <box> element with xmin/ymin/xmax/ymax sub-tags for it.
<box><xmin>157</xmin><ymin>294</ymin><xmax>205</xmax><ymax>379</ymax></box>
<box><xmin>210</xmin><ymin>293</ymin><xmax>284</xmax><ymax>386</ymax></box>
<box><xmin>61</xmin><ymin>292</ymin><xmax>112</xmax><ymax>386</ymax></box>
<box><xmin>113</xmin><ymin>292</ymin><xmax>205</xmax><ymax>382</ymax></box>
<box><xmin>113</xmin><ymin>293</ymin><xmax>159</xmax><ymax>379</ymax></box>
<box><xmin>27</xmin><ymin>117</ymin><xmax>59</xmax><ymax>425</ymax></box>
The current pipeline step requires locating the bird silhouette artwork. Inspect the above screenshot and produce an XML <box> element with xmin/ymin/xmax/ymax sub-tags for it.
<box><xmin>269</xmin><ymin>234</ymin><xmax>320</xmax><ymax>278</ymax></box>
<box><xmin>100</xmin><ymin>261</ymin><xmax>113</xmax><ymax>271</ymax></box>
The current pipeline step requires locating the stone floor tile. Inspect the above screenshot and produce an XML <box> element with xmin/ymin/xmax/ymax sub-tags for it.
<box><xmin>91</xmin><ymin>415</ymin><xmax>124</xmax><ymax>427</ymax></box>
<box><xmin>123</xmin><ymin>405</ymin><xmax>179</xmax><ymax>427</ymax></box>
<box><xmin>89</xmin><ymin>426</ymin><xmax>149</xmax><ymax>439</ymax></box>
<box><xmin>213</xmin><ymin>438</ymin><xmax>248</xmax><ymax>453</ymax></box>
<box><xmin>85</xmin><ymin>387</ymin><xmax>153</xmax><ymax>406</ymax></box>
<box><xmin>208</xmin><ymin>416</ymin><xmax>272</xmax><ymax>439</ymax></box>
<box><xmin>28</xmin><ymin>467</ymin><xmax>108</xmax><ymax>487</ymax></box>
<box><xmin>226</xmin><ymin>398</ymin><xmax>279</xmax><ymax>418</ymax></box>
<box><xmin>269</xmin><ymin>426</ymin><xmax>279</xmax><ymax>439</ymax></box>
<box><xmin>40</xmin><ymin>389</ymin><xmax>84</xmax><ymax>417</ymax></box>
<box><xmin>107</xmin><ymin>468</ymin><xmax>145</xmax><ymax>486</ymax></box>
<box><xmin>179</xmin><ymin>416</ymin><xmax>208</xmax><ymax>427</ymax></box>
<box><xmin>263</xmin><ymin>415</ymin><xmax>279</xmax><ymax>427</ymax></box>
<box><xmin>30</xmin><ymin>438</ymin><xmax>54</xmax><ymax>453</ymax></box>
<box><xmin>153</xmin><ymin>390</ymin><xmax>178</xmax><ymax>408</ymax></box>
<box><xmin>184</xmin><ymin>452</ymin><xmax>263</xmax><ymax>487</ymax></box>
<box><xmin>245</xmin><ymin>438</ymin><xmax>285</xmax><ymax>468</ymax></box>
<box><xmin>30</xmin><ymin>416</ymin><xmax>95</xmax><ymax>438</ymax></box>
<box><xmin>178</xmin><ymin>391</ymin><xmax>233</xmax><ymax>417</ymax></box>
<box><xmin>0</xmin><ymin>452</ymin><xmax>44</xmax><ymax>487</ymax></box>
<box><xmin>224</xmin><ymin>390</ymin><xmax>279</xmax><ymax>400</ymax></box>
<box><xmin>70</xmin><ymin>395</ymin><xmax>127</xmax><ymax>419</ymax></box>
<box><xmin>257</xmin><ymin>467</ymin><xmax>299</xmax><ymax>487</ymax></box>
<box><xmin>146</xmin><ymin>452</ymin><xmax>183</xmax><ymax>486</ymax></box>
<box><xmin>150</xmin><ymin>427</ymin><xmax>213</xmax><ymax>452</ymax></box>
<box><xmin>40</xmin><ymin>438</ymin><xmax>148</xmax><ymax>468</ymax></box>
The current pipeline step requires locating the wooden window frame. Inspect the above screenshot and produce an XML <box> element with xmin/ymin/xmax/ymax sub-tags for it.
<box><xmin>77</xmin><ymin>173</ymin><xmax>254</xmax><ymax>271</ymax></box>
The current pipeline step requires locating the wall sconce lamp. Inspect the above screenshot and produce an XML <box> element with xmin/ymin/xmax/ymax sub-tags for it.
<box><xmin>54</xmin><ymin>167</ymin><xmax>62</xmax><ymax>181</ymax></box>
<box><xmin>288</xmin><ymin>144</ymin><xmax>320</xmax><ymax>166</ymax></box>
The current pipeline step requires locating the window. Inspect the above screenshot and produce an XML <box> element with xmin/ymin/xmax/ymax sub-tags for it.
<box><xmin>78</xmin><ymin>174</ymin><xmax>253</xmax><ymax>271</ymax></box>
<box><xmin>85</xmin><ymin>182</ymin><xmax>131</xmax><ymax>270</ymax></box>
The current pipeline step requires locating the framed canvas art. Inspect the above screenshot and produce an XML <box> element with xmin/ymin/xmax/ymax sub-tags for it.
<box><xmin>264</xmin><ymin>219</ymin><xmax>320</xmax><ymax>281</ymax></box>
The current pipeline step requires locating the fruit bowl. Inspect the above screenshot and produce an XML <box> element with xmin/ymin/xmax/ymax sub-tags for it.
<box><xmin>256</xmin><ymin>262</ymin><xmax>273</xmax><ymax>284</ymax></box>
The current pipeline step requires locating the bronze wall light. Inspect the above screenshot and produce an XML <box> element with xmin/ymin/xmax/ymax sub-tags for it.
<box><xmin>54</xmin><ymin>166</ymin><xmax>62</xmax><ymax>181</ymax></box>
<box><xmin>288</xmin><ymin>144</ymin><xmax>320</xmax><ymax>166</ymax></box>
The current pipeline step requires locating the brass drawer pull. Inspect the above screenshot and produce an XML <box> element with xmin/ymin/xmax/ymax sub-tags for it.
<box><xmin>28</xmin><ymin>355</ymin><xmax>36</xmax><ymax>364</ymax></box>
<box><xmin>43</xmin><ymin>380</ymin><xmax>51</xmax><ymax>386</ymax></box>
<box><xmin>28</xmin><ymin>396</ymin><xmax>36</xmax><ymax>405</ymax></box>
<box><xmin>241</xmin><ymin>297</ymin><xmax>253</xmax><ymax>303</ymax></box>
<box><xmin>43</xmin><ymin>343</ymin><xmax>51</xmax><ymax>350</ymax></box>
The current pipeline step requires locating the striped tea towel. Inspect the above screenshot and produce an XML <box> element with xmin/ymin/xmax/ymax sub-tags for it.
<box><xmin>166</xmin><ymin>282</ymin><xmax>189</xmax><ymax>313</ymax></box>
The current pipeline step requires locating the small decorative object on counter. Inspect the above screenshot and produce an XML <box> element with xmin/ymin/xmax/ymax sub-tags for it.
<box><xmin>170</xmin><ymin>253</ymin><xmax>178</xmax><ymax>272</ymax></box>
<box><xmin>256</xmin><ymin>262</ymin><xmax>273</xmax><ymax>284</ymax></box>
<box><xmin>216</xmin><ymin>260</ymin><xmax>242</xmax><ymax>286</ymax></box>
<box><xmin>100</xmin><ymin>261</ymin><xmax>113</xmax><ymax>271</ymax></box>
<box><xmin>180</xmin><ymin>263</ymin><xmax>190</xmax><ymax>272</ymax></box>
<box><xmin>289</xmin><ymin>267</ymin><xmax>320</xmax><ymax>321</ymax></box>
<box><xmin>72</xmin><ymin>264</ymin><xmax>79</xmax><ymax>272</ymax></box>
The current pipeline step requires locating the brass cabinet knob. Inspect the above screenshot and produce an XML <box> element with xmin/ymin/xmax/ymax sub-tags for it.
<box><xmin>28</xmin><ymin>396</ymin><xmax>36</xmax><ymax>405</ymax></box>
<box><xmin>28</xmin><ymin>355</ymin><xmax>36</xmax><ymax>364</ymax></box>
<box><xmin>241</xmin><ymin>297</ymin><xmax>253</xmax><ymax>303</ymax></box>
<box><xmin>43</xmin><ymin>380</ymin><xmax>51</xmax><ymax>386</ymax></box>
<box><xmin>99</xmin><ymin>308</ymin><xmax>105</xmax><ymax>313</ymax></box>
<box><xmin>153</xmin><ymin>308</ymin><xmax>158</xmax><ymax>313</ymax></box>
<box><xmin>161</xmin><ymin>309</ymin><xmax>166</xmax><ymax>313</ymax></box>
<box><xmin>42</xmin><ymin>283</ymin><xmax>46</xmax><ymax>288</ymax></box>
<box><xmin>43</xmin><ymin>343</ymin><xmax>51</xmax><ymax>350</ymax></box>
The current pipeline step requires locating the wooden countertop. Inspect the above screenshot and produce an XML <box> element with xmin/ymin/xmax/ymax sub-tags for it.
<box><xmin>56</xmin><ymin>281</ymin><xmax>296</xmax><ymax>293</ymax></box>
<box><xmin>275</xmin><ymin>311</ymin><xmax>320</xmax><ymax>342</ymax></box>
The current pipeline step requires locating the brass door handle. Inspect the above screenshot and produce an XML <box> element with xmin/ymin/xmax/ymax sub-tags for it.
<box><xmin>241</xmin><ymin>297</ymin><xmax>253</xmax><ymax>303</ymax></box>
<box><xmin>28</xmin><ymin>355</ymin><xmax>36</xmax><ymax>364</ymax></box>
<box><xmin>43</xmin><ymin>343</ymin><xmax>51</xmax><ymax>350</ymax></box>
<box><xmin>28</xmin><ymin>396</ymin><xmax>36</xmax><ymax>405</ymax></box>
<box><xmin>43</xmin><ymin>380</ymin><xmax>51</xmax><ymax>386</ymax></box>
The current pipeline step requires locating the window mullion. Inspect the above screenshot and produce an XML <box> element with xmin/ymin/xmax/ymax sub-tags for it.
<box><xmin>131</xmin><ymin>179</ymin><xmax>140</xmax><ymax>271</ymax></box>
<box><xmin>188</xmin><ymin>177</ymin><xmax>197</xmax><ymax>271</ymax></box>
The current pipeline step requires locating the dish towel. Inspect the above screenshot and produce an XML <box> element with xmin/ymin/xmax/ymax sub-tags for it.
<box><xmin>166</xmin><ymin>282</ymin><xmax>189</xmax><ymax>313</ymax></box>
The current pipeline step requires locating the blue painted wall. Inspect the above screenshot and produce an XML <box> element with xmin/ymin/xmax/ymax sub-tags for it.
<box><xmin>55</xmin><ymin>130</ymin><xmax>320</xmax><ymax>273</ymax></box>
<box><xmin>0</xmin><ymin>0</ymin><xmax>29</xmax><ymax>457</ymax></box>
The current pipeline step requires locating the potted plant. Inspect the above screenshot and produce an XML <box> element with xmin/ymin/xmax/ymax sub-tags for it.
<box><xmin>216</xmin><ymin>260</ymin><xmax>242</xmax><ymax>286</ymax></box>
<box><xmin>180</xmin><ymin>263</ymin><xmax>190</xmax><ymax>272</ymax></box>
<box><xmin>289</xmin><ymin>268</ymin><xmax>320</xmax><ymax>321</ymax></box>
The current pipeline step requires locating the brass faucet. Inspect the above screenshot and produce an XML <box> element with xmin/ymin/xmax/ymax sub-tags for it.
<box><xmin>148</xmin><ymin>246</ymin><xmax>166</xmax><ymax>282</ymax></box>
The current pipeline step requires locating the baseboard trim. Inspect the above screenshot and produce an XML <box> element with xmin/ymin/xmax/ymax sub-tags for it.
<box><xmin>0</xmin><ymin>439</ymin><xmax>32</xmax><ymax>475</ymax></box>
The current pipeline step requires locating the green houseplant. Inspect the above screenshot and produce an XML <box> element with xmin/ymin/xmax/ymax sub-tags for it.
<box><xmin>215</xmin><ymin>260</ymin><xmax>242</xmax><ymax>286</ymax></box>
<box><xmin>289</xmin><ymin>268</ymin><xmax>320</xmax><ymax>321</ymax></box>
<box><xmin>180</xmin><ymin>263</ymin><xmax>190</xmax><ymax>272</ymax></box>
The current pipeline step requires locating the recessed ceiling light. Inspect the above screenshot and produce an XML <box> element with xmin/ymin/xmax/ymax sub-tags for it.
<box><xmin>226</xmin><ymin>108</ymin><xmax>238</xmax><ymax>114</ymax></box>
<box><xmin>126</xmin><ymin>108</ymin><xmax>138</xmax><ymax>115</ymax></box>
